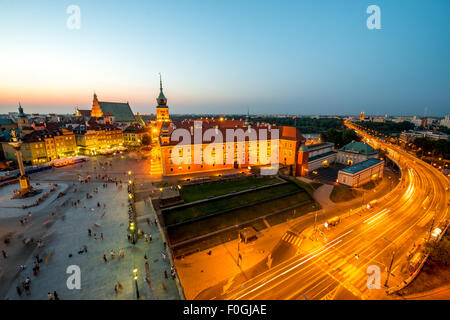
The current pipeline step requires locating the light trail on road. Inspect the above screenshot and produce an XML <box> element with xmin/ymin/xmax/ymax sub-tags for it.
<box><xmin>211</xmin><ymin>122</ymin><xmax>449</xmax><ymax>300</ymax></box>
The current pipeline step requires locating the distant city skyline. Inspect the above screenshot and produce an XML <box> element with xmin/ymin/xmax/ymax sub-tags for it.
<box><xmin>0</xmin><ymin>0</ymin><xmax>449</xmax><ymax>116</ymax></box>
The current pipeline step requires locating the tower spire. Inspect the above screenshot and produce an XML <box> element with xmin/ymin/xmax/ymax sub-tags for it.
<box><xmin>156</xmin><ymin>73</ymin><xmax>167</xmax><ymax>106</ymax></box>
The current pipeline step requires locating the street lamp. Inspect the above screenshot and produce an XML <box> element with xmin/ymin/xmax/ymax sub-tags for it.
<box><xmin>129</xmin><ymin>221</ymin><xmax>136</xmax><ymax>244</ymax></box>
<box><xmin>133</xmin><ymin>268</ymin><xmax>140</xmax><ymax>299</ymax></box>
<box><xmin>382</xmin><ymin>237</ymin><xmax>395</xmax><ymax>288</ymax></box>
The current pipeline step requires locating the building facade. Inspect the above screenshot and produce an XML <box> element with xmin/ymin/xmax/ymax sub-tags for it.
<box><xmin>74</xmin><ymin>123</ymin><xmax>124</xmax><ymax>155</ymax></box>
<box><xmin>296</xmin><ymin>142</ymin><xmax>337</xmax><ymax>175</ymax></box>
<box><xmin>336</xmin><ymin>141</ymin><xmax>378</xmax><ymax>165</ymax></box>
<box><xmin>149</xmin><ymin>79</ymin><xmax>306</xmax><ymax>176</ymax></box>
<box><xmin>123</xmin><ymin>125</ymin><xmax>147</xmax><ymax>147</ymax></box>
<box><xmin>90</xmin><ymin>93</ymin><xmax>136</xmax><ymax>123</ymax></box>
<box><xmin>1</xmin><ymin>127</ymin><xmax>77</xmax><ymax>165</ymax></box>
<box><xmin>337</xmin><ymin>158</ymin><xmax>384</xmax><ymax>187</ymax></box>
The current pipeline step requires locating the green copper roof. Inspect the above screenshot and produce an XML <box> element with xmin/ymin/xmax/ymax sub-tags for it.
<box><xmin>158</xmin><ymin>91</ymin><xmax>167</xmax><ymax>101</ymax></box>
<box><xmin>342</xmin><ymin>158</ymin><xmax>383</xmax><ymax>174</ymax></box>
<box><xmin>339</xmin><ymin>141</ymin><xmax>377</xmax><ymax>155</ymax></box>
<box><xmin>98</xmin><ymin>101</ymin><xmax>136</xmax><ymax>122</ymax></box>
<box><xmin>0</xmin><ymin>118</ymin><xmax>14</xmax><ymax>125</ymax></box>
<box><xmin>299</xmin><ymin>145</ymin><xmax>309</xmax><ymax>152</ymax></box>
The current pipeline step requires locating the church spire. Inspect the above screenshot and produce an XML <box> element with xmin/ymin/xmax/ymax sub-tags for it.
<box><xmin>18</xmin><ymin>102</ymin><xmax>25</xmax><ymax>118</ymax></box>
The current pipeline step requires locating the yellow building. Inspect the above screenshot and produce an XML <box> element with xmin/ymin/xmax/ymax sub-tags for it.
<box><xmin>158</xmin><ymin>123</ymin><xmax>303</xmax><ymax>176</ymax></box>
<box><xmin>147</xmin><ymin>78</ymin><xmax>306</xmax><ymax>176</ymax></box>
<box><xmin>123</xmin><ymin>125</ymin><xmax>148</xmax><ymax>147</ymax></box>
<box><xmin>74</xmin><ymin>123</ymin><xmax>123</xmax><ymax>155</ymax></box>
<box><xmin>1</xmin><ymin>127</ymin><xmax>77</xmax><ymax>165</ymax></box>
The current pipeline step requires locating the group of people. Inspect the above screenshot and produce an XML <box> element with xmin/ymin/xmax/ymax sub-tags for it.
<box><xmin>103</xmin><ymin>248</ymin><xmax>125</xmax><ymax>263</ymax></box>
<box><xmin>114</xmin><ymin>282</ymin><xmax>123</xmax><ymax>295</ymax></box>
<box><xmin>8</xmin><ymin>157</ymin><xmax>181</xmax><ymax>300</ymax></box>
<box><xmin>47</xmin><ymin>291</ymin><xmax>60</xmax><ymax>300</ymax></box>
<box><xmin>88</xmin><ymin>229</ymin><xmax>104</xmax><ymax>241</ymax></box>
<box><xmin>19</xmin><ymin>213</ymin><xmax>32</xmax><ymax>226</ymax></box>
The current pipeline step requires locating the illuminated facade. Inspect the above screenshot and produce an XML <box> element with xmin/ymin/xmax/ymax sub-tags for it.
<box><xmin>74</xmin><ymin>123</ymin><xmax>123</xmax><ymax>155</ymax></box>
<box><xmin>149</xmin><ymin>80</ymin><xmax>306</xmax><ymax>176</ymax></box>
<box><xmin>1</xmin><ymin>127</ymin><xmax>77</xmax><ymax>165</ymax></box>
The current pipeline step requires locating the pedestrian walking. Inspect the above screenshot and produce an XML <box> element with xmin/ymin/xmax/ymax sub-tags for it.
<box><xmin>101</xmin><ymin>233</ymin><xmax>104</xmax><ymax>240</ymax></box>
<box><xmin>103</xmin><ymin>253</ymin><xmax>108</xmax><ymax>263</ymax></box>
<box><xmin>24</xmin><ymin>283</ymin><xmax>31</xmax><ymax>295</ymax></box>
<box><xmin>2</xmin><ymin>249</ymin><xmax>7</xmax><ymax>259</ymax></box>
<box><xmin>54</xmin><ymin>291</ymin><xmax>59</xmax><ymax>300</ymax></box>
<box><xmin>16</xmin><ymin>285</ymin><xmax>23</xmax><ymax>296</ymax></box>
<box><xmin>164</xmin><ymin>270</ymin><xmax>168</xmax><ymax>279</ymax></box>
<box><xmin>114</xmin><ymin>284</ymin><xmax>118</xmax><ymax>295</ymax></box>
<box><xmin>48</xmin><ymin>292</ymin><xmax>53</xmax><ymax>300</ymax></box>
<box><xmin>110</xmin><ymin>250</ymin><xmax>115</xmax><ymax>259</ymax></box>
<box><xmin>149</xmin><ymin>234</ymin><xmax>152</xmax><ymax>242</ymax></box>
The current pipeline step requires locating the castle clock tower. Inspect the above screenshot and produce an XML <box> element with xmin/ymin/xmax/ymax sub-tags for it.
<box><xmin>156</xmin><ymin>74</ymin><xmax>170</xmax><ymax>123</ymax></box>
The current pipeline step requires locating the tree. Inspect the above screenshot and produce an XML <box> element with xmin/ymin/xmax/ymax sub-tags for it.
<box><xmin>425</xmin><ymin>232</ymin><xmax>450</xmax><ymax>266</ymax></box>
<box><xmin>342</xmin><ymin>129</ymin><xmax>361</xmax><ymax>145</ymax></box>
<box><xmin>141</xmin><ymin>134</ymin><xmax>151</xmax><ymax>146</ymax></box>
<box><xmin>321</xmin><ymin>128</ymin><xmax>359</xmax><ymax>148</ymax></box>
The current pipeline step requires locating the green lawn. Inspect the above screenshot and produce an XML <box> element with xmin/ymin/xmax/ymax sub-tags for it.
<box><xmin>310</xmin><ymin>182</ymin><xmax>324</xmax><ymax>190</ymax></box>
<box><xmin>286</xmin><ymin>177</ymin><xmax>322</xmax><ymax>202</ymax></box>
<box><xmin>330</xmin><ymin>185</ymin><xmax>362</xmax><ymax>203</ymax></box>
<box><xmin>180</xmin><ymin>176</ymin><xmax>280</xmax><ymax>203</ymax></box>
<box><xmin>168</xmin><ymin>191</ymin><xmax>314</xmax><ymax>244</ymax></box>
<box><xmin>164</xmin><ymin>182</ymin><xmax>299</xmax><ymax>226</ymax></box>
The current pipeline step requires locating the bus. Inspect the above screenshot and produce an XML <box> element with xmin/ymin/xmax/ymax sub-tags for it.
<box><xmin>326</xmin><ymin>216</ymin><xmax>341</xmax><ymax>227</ymax></box>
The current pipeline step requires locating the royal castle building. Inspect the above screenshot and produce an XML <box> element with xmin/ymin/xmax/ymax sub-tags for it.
<box><xmin>150</xmin><ymin>78</ymin><xmax>310</xmax><ymax>176</ymax></box>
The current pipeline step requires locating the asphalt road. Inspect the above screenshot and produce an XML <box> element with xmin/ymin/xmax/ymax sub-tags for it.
<box><xmin>197</xmin><ymin>123</ymin><xmax>449</xmax><ymax>300</ymax></box>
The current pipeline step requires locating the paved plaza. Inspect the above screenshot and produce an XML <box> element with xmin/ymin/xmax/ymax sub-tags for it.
<box><xmin>0</xmin><ymin>154</ymin><xmax>180</xmax><ymax>300</ymax></box>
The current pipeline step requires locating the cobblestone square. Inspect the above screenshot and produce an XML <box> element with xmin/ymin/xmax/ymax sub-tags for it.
<box><xmin>0</xmin><ymin>155</ymin><xmax>180</xmax><ymax>300</ymax></box>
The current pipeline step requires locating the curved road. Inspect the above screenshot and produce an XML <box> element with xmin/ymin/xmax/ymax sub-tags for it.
<box><xmin>198</xmin><ymin>122</ymin><xmax>449</xmax><ymax>300</ymax></box>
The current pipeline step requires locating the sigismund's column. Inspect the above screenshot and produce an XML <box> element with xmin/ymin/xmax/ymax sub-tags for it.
<box><xmin>8</xmin><ymin>130</ymin><xmax>33</xmax><ymax>197</ymax></box>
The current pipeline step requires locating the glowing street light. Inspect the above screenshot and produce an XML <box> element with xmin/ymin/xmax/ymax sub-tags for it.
<box><xmin>132</xmin><ymin>268</ymin><xmax>140</xmax><ymax>299</ymax></box>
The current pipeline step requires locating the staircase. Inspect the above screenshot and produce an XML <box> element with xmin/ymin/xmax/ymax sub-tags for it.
<box><xmin>150</xmin><ymin>147</ymin><xmax>163</xmax><ymax>177</ymax></box>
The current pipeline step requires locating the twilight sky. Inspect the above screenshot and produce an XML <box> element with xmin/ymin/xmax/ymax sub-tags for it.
<box><xmin>0</xmin><ymin>0</ymin><xmax>449</xmax><ymax>116</ymax></box>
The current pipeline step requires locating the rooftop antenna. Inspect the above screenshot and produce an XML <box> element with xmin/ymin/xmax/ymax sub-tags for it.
<box><xmin>159</xmin><ymin>72</ymin><xmax>163</xmax><ymax>92</ymax></box>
